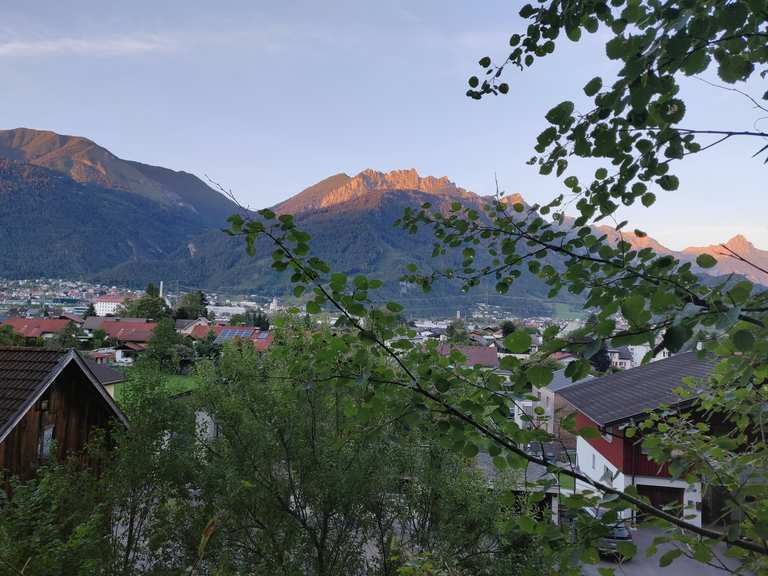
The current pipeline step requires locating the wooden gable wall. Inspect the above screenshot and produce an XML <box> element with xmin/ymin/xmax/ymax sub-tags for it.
<box><xmin>0</xmin><ymin>362</ymin><xmax>115</xmax><ymax>479</ymax></box>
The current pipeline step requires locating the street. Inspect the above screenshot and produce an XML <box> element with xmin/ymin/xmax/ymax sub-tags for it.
<box><xmin>582</xmin><ymin>528</ymin><xmax>743</xmax><ymax>576</ymax></box>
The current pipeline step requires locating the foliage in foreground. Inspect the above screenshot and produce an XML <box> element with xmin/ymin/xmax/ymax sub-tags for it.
<box><xmin>222</xmin><ymin>2</ymin><xmax>768</xmax><ymax>574</ymax></box>
<box><xmin>0</xmin><ymin>335</ymin><xmax>564</xmax><ymax>575</ymax></box>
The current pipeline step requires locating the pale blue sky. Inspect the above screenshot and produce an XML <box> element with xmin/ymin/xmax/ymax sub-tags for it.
<box><xmin>0</xmin><ymin>0</ymin><xmax>765</xmax><ymax>249</ymax></box>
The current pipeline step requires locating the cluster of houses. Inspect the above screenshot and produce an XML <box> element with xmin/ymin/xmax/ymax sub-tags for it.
<box><xmin>0</xmin><ymin>314</ymin><xmax>273</xmax><ymax>365</ymax></box>
<box><xmin>0</xmin><ymin>309</ymin><xmax>731</xmax><ymax>531</ymax></box>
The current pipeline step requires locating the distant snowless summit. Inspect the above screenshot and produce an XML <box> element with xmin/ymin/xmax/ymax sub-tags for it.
<box><xmin>0</xmin><ymin>127</ymin><xmax>764</xmax><ymax>300</ymax></box>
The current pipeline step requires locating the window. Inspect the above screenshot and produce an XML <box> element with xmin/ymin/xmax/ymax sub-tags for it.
<box><xmin>592</xmin><ymin>453</ymin><xmax>596</xmax><ymax>470</ymax></box>
<box><xmin>37</xmin><ymin>396</ymin><xmax>56</xmax><ymax>460</ymax></box>
<box><xmin>38</xmin><ymin>424</ymin><xmax>54</xmax><ymax>459</ymax></box>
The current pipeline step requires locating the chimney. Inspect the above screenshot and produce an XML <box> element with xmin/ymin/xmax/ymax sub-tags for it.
<box><xmin>159</xmin><ymin>281</ymin><xmax>164</xmax><ymax>298</ymax></box>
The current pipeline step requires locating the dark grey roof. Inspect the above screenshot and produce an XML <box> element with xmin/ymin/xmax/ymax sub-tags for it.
<box><xmin>0</xmin><ymin>348</ymin><xmax>69</xmax><ymax>437</ymax></box>
<box><xmin>175</xmin><ymin>319</ymin><xmax>195</xmax><ymax>330</ymax></box>
<box><xmin>616</xmin><ymin>346</ymin><xmax>633</xmax><ymax>360</ymax></box>
<box><xmin>559</xmin><ymin>352</ymin><xmax>718</xmax><ymax>426</ymax></box>
<box><xmin>0</xmin><ymin>348</ymin><xmax>127</xmax><ymax>442</ymax></box>
<box><xmin>545</xmin><ymin>369</ymin><xmax>594</xmax><ymax>393</ymax></box>
<box><xmin>83</xmin><ymin>359</ymin><xmax>126</xmax><ymax>386</ymax></box>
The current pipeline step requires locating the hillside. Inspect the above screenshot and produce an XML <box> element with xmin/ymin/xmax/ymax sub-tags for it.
<box><xmin>100</xmin><ymin>169</ymin><xmax>560</xmax><ymax>316</ymax></box>
<box><xmin>0</xmin><ymin>128</ymin><xmax>238</xmax><ymax>227</ymax></box>
<box><xmin>0</xmin><ymin>159</ymin><xmax>208</xmax><ymax>277</ymax></box>
<box><xmin>0</xmin><ymin>128</ymin><xmax>764</xmax><ymax>316</ymax></box>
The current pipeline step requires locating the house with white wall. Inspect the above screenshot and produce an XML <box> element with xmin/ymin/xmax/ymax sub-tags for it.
<box><xmin>93</xmin><ymin>293</ymin><xmax>131</xmax><ymax>317</ymax></box>
<box><xmin>559</xmin><ymin>352</ymin><xmax>718</xmax><ymax>528</ymax></box>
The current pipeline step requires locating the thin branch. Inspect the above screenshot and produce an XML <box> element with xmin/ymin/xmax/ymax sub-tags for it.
<box><xmin>694</xmin><ymin>76</ymin><xmax>768</xmax><ymax>115</ymax></box>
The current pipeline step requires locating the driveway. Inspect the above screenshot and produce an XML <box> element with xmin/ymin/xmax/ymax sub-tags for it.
<box><xmin>582</xmin><ymin>527</ymin><xmax>742</xmax><ymax>575</ymax></box>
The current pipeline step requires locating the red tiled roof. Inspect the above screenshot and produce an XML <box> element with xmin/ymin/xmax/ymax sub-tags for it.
<box><xmin>189</xmin><ymin>324</ymin><xmax>227</xmax><ymax>340</ymax></box>
<box><xmin>2</xmin><ymin>318</ymin><xmax>73</xmax><ymax>338</ymax></box>
<box><xmin>89</xmin><ymin>320</ymin><xmax>157</xmax><ymax>343</ymax></box>
<box><xmin>252</xmin><ymin>331</ymin><xmax>274</xmax><ymax>352</ymax></box>
<box><xmin>437</xmin><ymin>344</ymin><xmax>499</xmax><ymax>368</ymax></box>
<box><xmin>123</xmin><ymin>342</ymin><xmax>147</xmax><ymax>351</ymax></box>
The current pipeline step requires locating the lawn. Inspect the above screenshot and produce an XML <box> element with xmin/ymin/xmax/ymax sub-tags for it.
<box><xmin>558</xmin><ymin>472</ymin><xmax>575</xmax><ymax>491</ymax></box>
<box><xmin>163</xmin><ymin>374</ymin><xmax>202</xmax><ymax>395</ymax></box>
<box><xmin>113</xmin><ymin>371</ymin><xmax>201</xmax><ymax>405</ymax></box>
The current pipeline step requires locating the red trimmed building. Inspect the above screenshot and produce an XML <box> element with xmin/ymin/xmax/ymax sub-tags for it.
<box><xmin>560</xmin><ymin>352</ymin><xmax>717</xmax><ymax>527</ymax></box>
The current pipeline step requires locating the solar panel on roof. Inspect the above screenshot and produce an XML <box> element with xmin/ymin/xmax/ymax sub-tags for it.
<box><xmin>214</xmin><ymin>327</ymin><xmax>256</xmax><ymax>344</ymax></box>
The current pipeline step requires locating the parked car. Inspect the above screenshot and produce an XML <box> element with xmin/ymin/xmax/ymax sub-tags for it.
<box><xmin>582</xmin><ymin>506</ymin><xmax>634</xmax><ymax>558</ymax></box>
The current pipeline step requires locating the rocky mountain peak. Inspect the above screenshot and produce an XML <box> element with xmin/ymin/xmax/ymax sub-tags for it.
<box><xmin>725</xmin><ymin>234</ymin><xmax>754</xmax><ymax>252</ymax></box>
<box><xmin>317</xmin><ymin>168</ymin><xmax>470</xmax><ymax>209</ymax></box>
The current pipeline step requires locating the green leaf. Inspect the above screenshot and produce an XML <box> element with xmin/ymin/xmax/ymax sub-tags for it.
<box><xmin>641</xmin><ymin>192</ymin><xmax>656</xmax><ymax>207</ymax></box>
<box><xmin>718</xmin><ymin>55</ymin><xmax>754</xmax><ymax>84</ymax></box>
<box><xmin>658</xmin><ymin>548</ymin><xmax>682</xmax><ymax>567</ymax></box>
<box><xmin>620</xmin><ymin>295</ymin><xmax>648</xmax><ymax>326</ymax></box>
<box><xmin>479</xmin><ymin>56</ymin><xmax>491</xmax><ymax>68</ymax></box>
<box><xmin>728</xmin><ymin>281</ymin><xmax>753</xmax><ymax>304</ymax></box>
<box><xmin>658</xmin><ymin>98</ymin><xmax>686</xmax><ymax>124</ymax></box>
<box><xmin>504</xmin><ymin>331</ymin><xmax>532</xmax><ymax>353</ymax></box>
<box><xmin>545</xmin><ymin>101</ymin><xmax>575</xmax><ymax>125</ymax></box>
<box><xmin>584</xmin><ymin>76</ymin><xmax>603</xmax><ymax>97</ymax></box>
<box><xmin>732</xmin><ymin>329</ymin><xmax>755</xmax><ymax>352</ymax></box>
<box><xmin>682</xmin><ymin>50</ymin><xmax>710</xmax><ymax>75</ymax></box>
<box><xmin>662</xmin><ymin>325</ymin><xmax>692</xmax><ymax>353</ymax></box>
<box><xmin>657</xmin><ymin>175</ymin><xmax>679</xmax><ymax>191</ymax></box>
<box><xmin>306</xmin><ymin>301</ymin><xmax>321</xmax><ymax>314</ymax></box>
<box><xmin>566</xmin><ymin>25</ymin><xmax>581</xmax><ymax>42</ymax></box>
<box><xmin>695</xmin><ymin>253</ymin><xmax>717</xmax><ymax>269</ymax></box>
<box><xmin>578</xmin><ymin>426</ymin><xmax>601</xmax><ymax>439</ymax></box>
<box><xmin>526</xmin><ymin>366</ymin><xmax>553</xmax><ymax>387</ymax></box>
<box><xmin>617</xmin><ymin>541</ymin><xmax>637</xmax><ymax>559</ymax></box>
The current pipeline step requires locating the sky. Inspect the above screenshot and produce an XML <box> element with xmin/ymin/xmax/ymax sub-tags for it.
<box><xmin>0</xmin><ymin>0</ymin><xmax>765</xmax><ymax>250</ymax></box>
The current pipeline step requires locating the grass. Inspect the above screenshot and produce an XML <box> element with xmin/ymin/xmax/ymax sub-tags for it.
<box><xmin>113</xmin><ymin>371</ymin><xmax>202</xmax><ymax>405</ymax></box>
<box><xmin>558</xmin><ymin>472</ymin><xmax>575</xmax><ymax>491</ymax></box>
<box><xmin>163</xmin><ymin>374</ymin><xmax>202</xmax><ymax>395</ymax></box>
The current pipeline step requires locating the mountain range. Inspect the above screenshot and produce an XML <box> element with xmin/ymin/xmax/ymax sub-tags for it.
<box><xmin>0</xmin><ymin>128</ymin><xmax>764</xmax><ymax>315</ymax></box>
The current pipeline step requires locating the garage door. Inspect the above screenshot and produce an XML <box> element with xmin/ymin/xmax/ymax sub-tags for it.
<box><xmin>636</xmin><ymin>484</ymin><xmax>684</xmax><ymax>519</ymax></box>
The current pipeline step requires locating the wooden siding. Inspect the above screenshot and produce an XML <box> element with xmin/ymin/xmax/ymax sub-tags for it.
<box><xmin>576</xmin><ymin>412</ymin><xmax>672</xmax><ymax>477</ymax></box>
<box><xmin>0</xmin><ymin>363</ymin><xmax>114</xmax><ymax>479</ymax></box>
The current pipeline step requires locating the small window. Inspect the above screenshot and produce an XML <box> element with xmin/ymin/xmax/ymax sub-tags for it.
<box><xmin>592</xmin><ymin>453</ymin><xmax>596</xmax><ymax>470</ymax></box>
<box><xmin>38</xmin><ymin>424</ymin><xmax>55</xmax><ymax>459</ymax></box>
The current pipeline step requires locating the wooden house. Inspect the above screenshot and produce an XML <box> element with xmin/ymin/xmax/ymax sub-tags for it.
<box><xmin>0</xmin><ymin>347</ymin><xmax>127</xmax><ymax>478</ymax></box>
